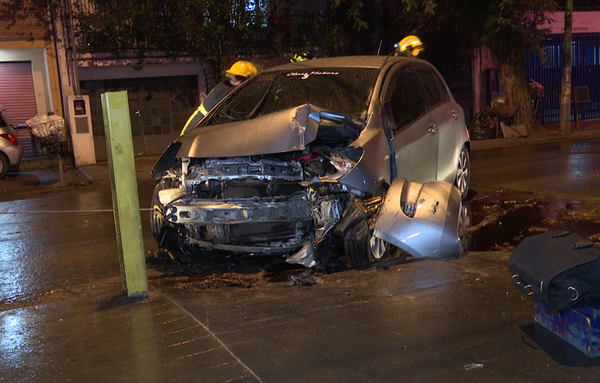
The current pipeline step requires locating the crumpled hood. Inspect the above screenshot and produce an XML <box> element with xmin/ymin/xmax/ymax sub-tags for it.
<box><xmin>177</xmin><ymin>104</ymin><xmax>327</xmax><ymax>158</ymax></box>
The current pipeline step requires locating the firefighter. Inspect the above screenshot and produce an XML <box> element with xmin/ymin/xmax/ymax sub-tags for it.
<box><xmin>394</xmin><ymin>35</ymin><xmax>424</xmax><ymax>57</ymax></box>
<box><xmin>181</xmin><ymin>60</ymin><xmax>257</xmax><ymax>135</ymax></box>
<box><xmin>290</xmin><ymin>51</ymin><xmax>315</xmax><ymax>62</ymax></box>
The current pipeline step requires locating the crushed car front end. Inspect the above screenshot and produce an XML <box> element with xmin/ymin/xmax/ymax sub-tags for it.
<box><xmin>151</xmin><ymin>105</ymin><xmax>373</xmax><ymax>264</ymax></box>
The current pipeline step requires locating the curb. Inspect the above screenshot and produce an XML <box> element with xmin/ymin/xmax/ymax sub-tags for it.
<box><xmin>76</xmin><ymin>166</ymin><xmax>96</xmax><ymax>185</ymax></box>
<box><xmin>19</xmin><ymin>154</ymin><xmax>75</xmax><ymax>171</ymax></box>
<box><xmin>470</xmin><ymin>129</ymin><xmax>600</xmax><ymax>151</ymax></box>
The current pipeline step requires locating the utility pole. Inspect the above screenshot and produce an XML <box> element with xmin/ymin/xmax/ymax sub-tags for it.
<box><xmin>559</xmin><ymin>0</ymin><xmax>573</xmax><ymax>134</ymax></box>
<box><xmin>102</xmin><ymin>91</ymin><xmax>149</xmax><ymax>301</ymax></box>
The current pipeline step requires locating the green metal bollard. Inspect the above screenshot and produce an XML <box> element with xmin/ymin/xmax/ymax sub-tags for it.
<box><xmin>101</xmin><ymin>91</ymin><xmax>149</xmax><ymax>300</ymax></box>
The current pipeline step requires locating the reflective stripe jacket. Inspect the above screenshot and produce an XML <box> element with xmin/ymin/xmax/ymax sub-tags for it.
<box><xmin>181</xmin><ymin>80</ymin><xmax>236</xmax><ymax>135</ymax></box>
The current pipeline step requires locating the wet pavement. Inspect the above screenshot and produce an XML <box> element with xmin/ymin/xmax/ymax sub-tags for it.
<box><xmin>3</xmin><ymin>126</ymin><xmax>600</xmax><ymax>382</ymax></box>
<box><xmin>465</xmin><ymin>189</ymin><xmax>600</xmax><ymax>251</ymax></box>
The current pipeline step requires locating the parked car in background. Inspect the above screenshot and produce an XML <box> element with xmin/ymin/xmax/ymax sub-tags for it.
<box><xmin>150</xmin><ymin>56</ymin><xmax>470</xmax><ymax>268</ymax></box>
<box><xmin>0</xmin><ymin>110</ymin><xmax>24</xmax><ymax>178</ymax></box>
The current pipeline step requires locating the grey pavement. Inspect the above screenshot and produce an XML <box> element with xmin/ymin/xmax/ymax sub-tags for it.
<box><xmin>3</xmin><ymin>123</ymin><xmax>600</xmax><ymax>382</ymax></box>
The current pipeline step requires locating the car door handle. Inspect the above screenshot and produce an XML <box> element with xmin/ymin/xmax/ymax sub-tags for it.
<box><xmin>451</xmin><ymin>109</ymin><xmax>460</xmax><ymax>120</ymax></box>
<box><xmin>428</xmin><ymin>124</ymin><xmax>438</xmax><ymax>135</ymax></box>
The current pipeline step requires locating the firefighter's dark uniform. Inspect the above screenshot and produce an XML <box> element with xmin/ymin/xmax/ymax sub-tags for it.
<box><xmin>181</xmin><ymin>81</ymin><xmax>235</xmax><ymax>134</ymax></box>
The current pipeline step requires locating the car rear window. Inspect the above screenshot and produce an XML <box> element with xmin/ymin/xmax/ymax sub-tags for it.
<box><xmin>202</xmin><ymin>68</ymin><xmax>380</xmax><ymax>126</ymax></box>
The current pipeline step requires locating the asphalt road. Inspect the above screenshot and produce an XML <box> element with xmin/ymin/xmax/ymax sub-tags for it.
<box><xmin>470</xmin><ymin>137</ymin><xmax>600</xmax><ymax>201</ymax></box>
<box><xmin>2</xmin><ymin>136</ymin><xmax>600</xmax><ymax>382</ymax></box>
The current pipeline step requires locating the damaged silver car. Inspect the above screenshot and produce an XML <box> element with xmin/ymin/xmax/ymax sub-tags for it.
<box><xmin>150</xmin><ymin>56</ymin><xmax>470</xmax><ymax>268</ymax></box>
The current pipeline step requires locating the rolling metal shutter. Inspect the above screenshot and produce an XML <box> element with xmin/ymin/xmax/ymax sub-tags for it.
<box><xmin>0</xmin><ymin>61</ymin><xmax>38</xmax><ymax>126</ymax></box>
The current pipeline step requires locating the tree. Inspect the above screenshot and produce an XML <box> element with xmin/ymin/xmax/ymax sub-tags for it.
<box><xmin>558</xmin><ymin>0</ymin><xmax>573</xmax><ymax>134</ymax></box>
<box><xmin>325</xmin><ymin>0</ymin><xmax>374</xmax><ymax>55</ymax></box>
<box><xmin>0</xmin><ymin>0</ymin><xmax>59</xmax><ymax>42</ymax></box>
<box><xmin>480</xmin><ymin>0</ymin><xmax>558</xmax><ymax>136</ymax></box>
<box><xmin>1</xmin><ymin>0</ymin><xmax>284</xmax><ymax>87</ymax></box>
<box><xmin>71</xmin><ymin>0</ymin><xmax>272</xmax><ymax>86</ymax></box>
<box><xmin>403</xmin><ymin>0</ymin><xmax>561</xmax><ymax>135</ymax></box>
<box><xmin>329</xmin><ymin>0</ymin><xmax>559</xmax><ymax>136</ymax></box>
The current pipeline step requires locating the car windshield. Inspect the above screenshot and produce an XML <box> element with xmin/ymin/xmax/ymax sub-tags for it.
<box><xmin>200</xmin><ymin>67</ymin><xmax>380</xmax><ymax>127</ymax></box>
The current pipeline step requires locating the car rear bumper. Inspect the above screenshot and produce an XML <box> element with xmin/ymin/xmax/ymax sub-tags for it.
<box><xmin>0</xmin><ymin>142</ymin><xmax>24</xmax><ymax>167</ymax></box>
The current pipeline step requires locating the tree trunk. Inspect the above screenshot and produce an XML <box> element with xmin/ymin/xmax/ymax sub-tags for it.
<box><xmin>495</xmin><ymin>60</ymin><xmax>543</xmax><ymax>136</ymax></box>
<box><xmin>559</xmin><ymin>0</ymin><xmax>573</xmax><ymax>134</ymax></box>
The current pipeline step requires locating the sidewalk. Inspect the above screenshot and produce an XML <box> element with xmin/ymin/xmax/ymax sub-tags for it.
<box><xmin>76</xmin><ymin>155</ymin><xmax>158</xmax><ymax>187</ymax></box>
<box><xmin>0</xmin><ymin>155</ymin><xmax>158</xmax><ymax>202</ymax></box>
<box><xmin>470</xmin><ymin>119</ymin><xmax>600</xmax><ymax>151</ymax></box>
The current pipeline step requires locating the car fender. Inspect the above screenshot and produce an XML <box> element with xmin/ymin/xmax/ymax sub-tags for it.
<box><xmin>373</xmin><ymin>177</ymin><xmax>463</xmax><ymax>258</ymax></box>
<box><xmin>340</xmin><ymin>115</ymin><xmax>392</xmax><ymax>194</ymax></box>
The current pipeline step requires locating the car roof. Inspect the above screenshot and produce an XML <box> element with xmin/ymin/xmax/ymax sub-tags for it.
<box><xmin>264</xmin><ymin>55</ymin><xmax>431</xmax><ymax>73</ymax></box>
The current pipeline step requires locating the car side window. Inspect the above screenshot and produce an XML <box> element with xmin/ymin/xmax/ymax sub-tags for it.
<box><xmin>389</xmin><ymin>71</ymin><xmax>427</xmax><ymax>129</ymax></box>
<box><xmin>417</xmin><ymin>69</ymin><xmax>449</xmax><ymax>109</ymax></box>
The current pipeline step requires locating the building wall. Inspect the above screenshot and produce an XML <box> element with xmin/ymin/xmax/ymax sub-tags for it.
<box><xmin>76</xmin><ymin>57</ymin><xmax>208</xmax><ymax>159</ymax></box>
<box><xmin>539</xmin><ymin>11</ymin><xmax>600</xmax><ymax>34</ymax></box>
<box><xmin>0</xmin><ymin>2</ymin><xmax>48</xmax><ymax>42</ymax></box>
<box><xmin>0</xmin><ymin>3</ymin><xmax>64</xmax><ymax>121</ymax></box>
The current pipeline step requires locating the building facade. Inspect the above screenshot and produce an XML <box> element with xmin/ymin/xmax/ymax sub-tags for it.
<box><xmin>0</xmin><ymin>1</ymin><xmax>208</xmax><ymax>161</ymax></box>
<box><xmin>526</xmin><ymin>11</ymin><xmax>600</xmax><ymax>124</ymax></box>
<box><xmin>0</xmin><ymin>1</ymin><xmax>316</xmax><ymax>161</ymax></box>
<box><xmin>0</xmin><ymin>9</ymin><xmax>62</xmax><ymax>128</ymax></box>
<box><xmin>472</xmin><ymin>10</ymin><xmax>600</xmax><ymax>126</ymax></box>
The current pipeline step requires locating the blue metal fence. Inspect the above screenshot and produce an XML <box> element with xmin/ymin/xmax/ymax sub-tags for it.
<box><xmin>525</xmin><ymin>33</ymin><xmax>600</xmax><ymax>124</ymax></box>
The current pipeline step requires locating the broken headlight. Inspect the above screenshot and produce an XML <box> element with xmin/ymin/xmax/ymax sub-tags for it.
<box><xmin>316</xmin><ymin>147</ymin><xmax>363</xmax><ymax>180</ymax></box>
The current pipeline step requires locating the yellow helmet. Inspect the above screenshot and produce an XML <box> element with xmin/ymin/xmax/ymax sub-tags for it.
<box><xmin>395</xmin><ymin>35</ymin><xmax>424</xmax><ymax>57</ymax></box>
<box><xmin>226</xmin><ymin>61</ymin><xmax>258</xmax><ymax>79</ymax></box>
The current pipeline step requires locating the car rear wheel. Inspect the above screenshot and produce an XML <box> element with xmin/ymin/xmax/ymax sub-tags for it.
<box><xmin>0</xmin><ymin>153</ymin><xmax>9</xmax><ymax>179</ymax></box>
<box><xmin>455</xmin><ymin>146</ymin><xmax>470</xmax><ymax>198</ymax></box>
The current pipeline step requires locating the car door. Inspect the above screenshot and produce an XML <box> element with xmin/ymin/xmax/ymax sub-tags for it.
<box><xmin>382</xmin><ymin>68</ymin><xmax>438</xmax><ymax>184</ymax></box>
<box><xmin>416</xmin><ymin>67</ymin><xmax>464</xmax><ymax>184</ymax></box>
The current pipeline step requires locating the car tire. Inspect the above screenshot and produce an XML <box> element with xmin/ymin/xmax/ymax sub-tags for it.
<box><xmin>0</xmin><ymin>153</ymin><xmax>9</xmax><ymax>179</ymax></box>
<box><xmin>150</xmin><ymin>178</ymin><xmax>186</xmax><ymax>259</ymax></box>
<box><xmin>455</xmin><ymin>146</ymin><xmax>470</xmax><ymax>198</ymax></box>
<box><xmin>149</xmin><ymin>202</ymin><xmax>165</xmax><ymax>243</ymax></box>
<box><xmin>150</xmin><ymin>179</ymin><xmax>170</xmax><ymax>241</ymax></box>
<box><xmin>343</xmin><ymin>219</ymin><xmax>387</xmax><ymax>268</ymax></box>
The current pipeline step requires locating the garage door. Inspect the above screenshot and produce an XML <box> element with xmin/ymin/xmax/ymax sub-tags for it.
<box><xmin>0</xmin><ymin>61</ymin><xmax>38</xmax><ymax>126</ymax></box>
